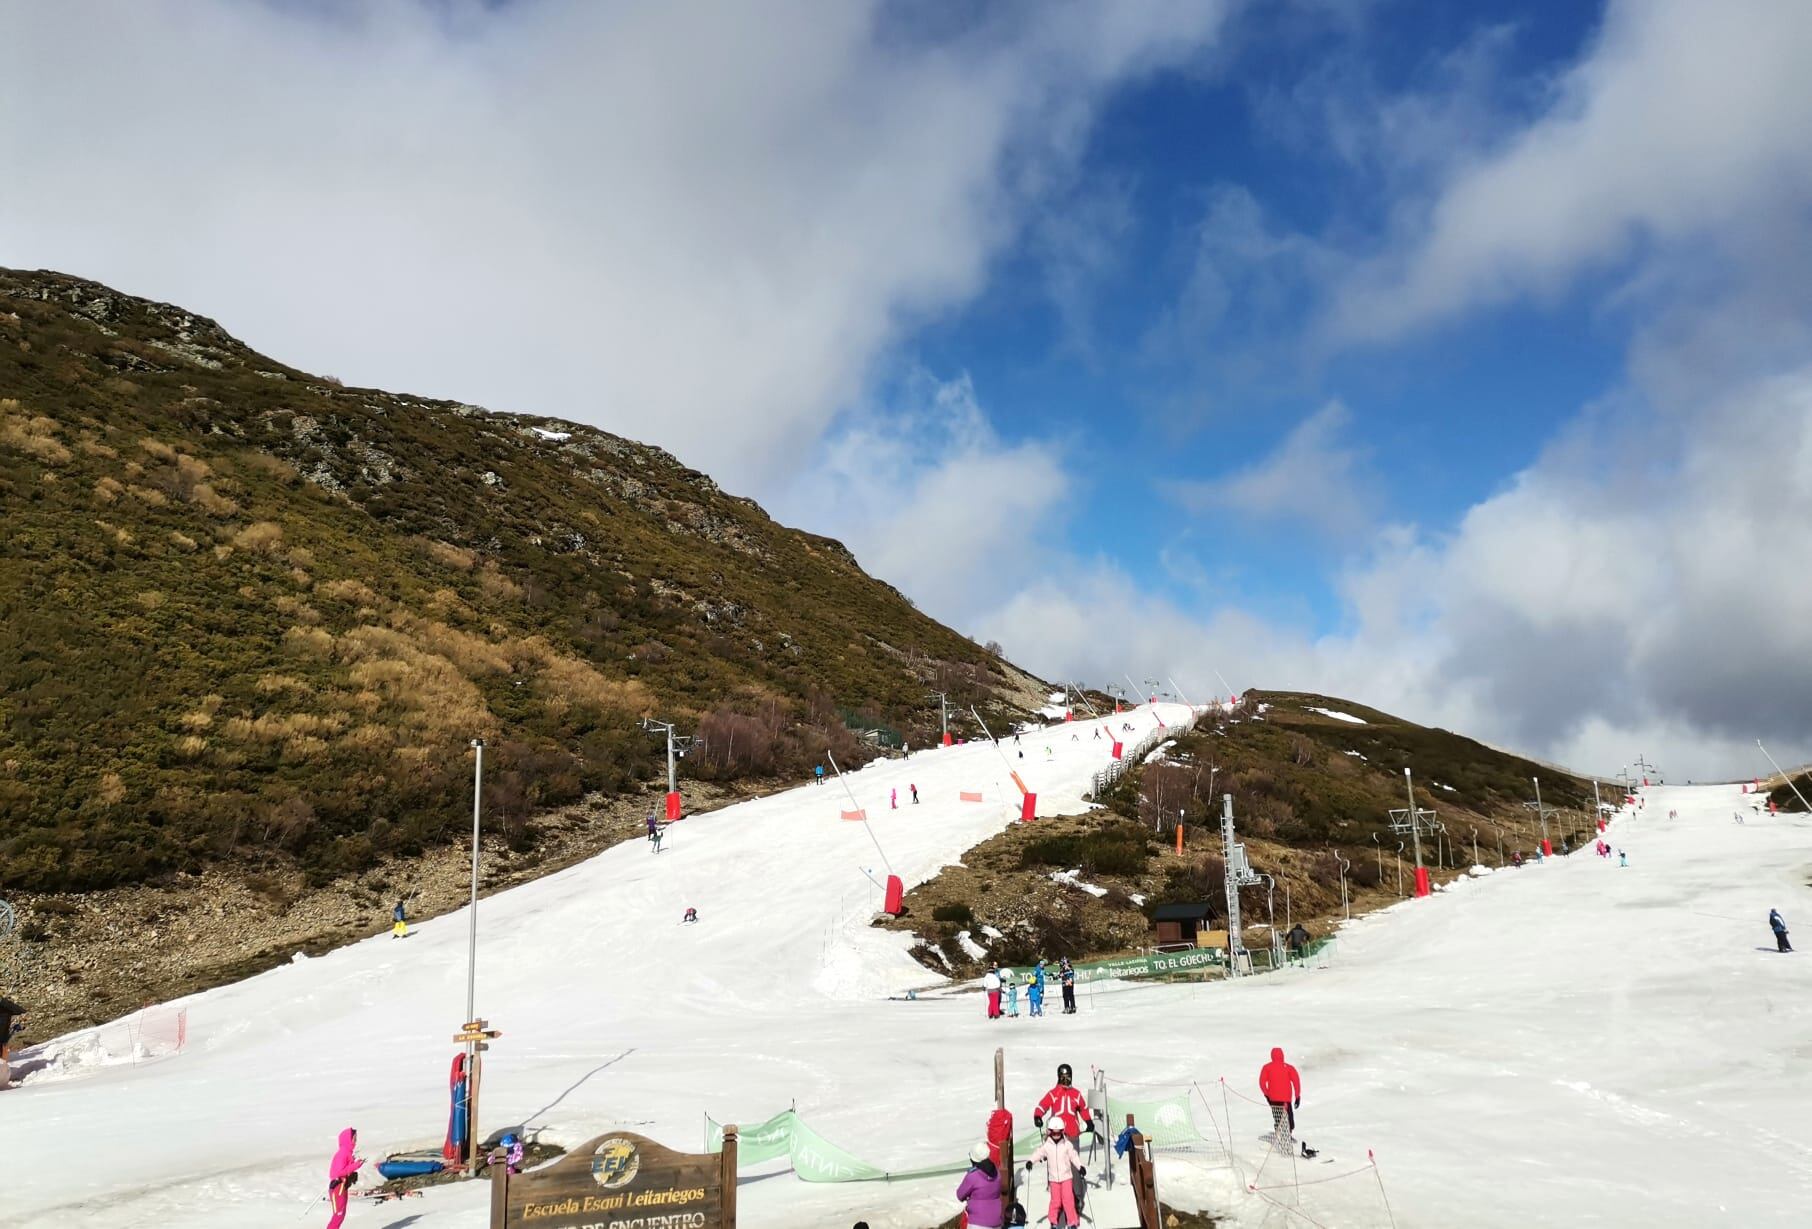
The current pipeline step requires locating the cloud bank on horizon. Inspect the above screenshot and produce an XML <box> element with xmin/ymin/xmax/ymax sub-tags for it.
<box><xmin>3</xmin><ymin>0</ymin><xmax>1809</xmax><ymax>780</ymax></box>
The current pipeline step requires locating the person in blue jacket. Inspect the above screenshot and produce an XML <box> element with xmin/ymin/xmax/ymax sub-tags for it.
<box><xmin>1771</xmin><ymin>908</ymin><xmax>1792</xmax><ymax>952</ymax></box>
<box><xmin>1028</xmin><ymin>960</ymin><xmax>1047</xmax><ymax>1017</ymax></box>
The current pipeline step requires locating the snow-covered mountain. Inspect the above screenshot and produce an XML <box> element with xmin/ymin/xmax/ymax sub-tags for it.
<box><xmin>6</xmin><ymin>705</ymin><xmax>1808</xmax><ymax>1227</ymax></box>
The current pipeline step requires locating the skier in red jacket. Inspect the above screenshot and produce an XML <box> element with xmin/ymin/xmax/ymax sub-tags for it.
<box><xmin>1033</xmin><ymin>1063</ymin><xmax>1094</xmax><ymax>1144</ymax></box>
<box><xmin>1259</xmin><ymin>1047</ymin><xmax>1315</xmax><ymax>1157</ymax></box>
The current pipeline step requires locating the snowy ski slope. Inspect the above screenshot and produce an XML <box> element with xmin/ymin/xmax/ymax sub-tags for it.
<box><xmin>8</xmin><ymin>716</ymin><xmax>1812</xmax><ymax>1228</ymax></box>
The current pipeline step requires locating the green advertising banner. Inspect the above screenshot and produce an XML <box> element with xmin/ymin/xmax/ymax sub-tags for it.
<box><xmin>706</xmin><ymin>1110</ymin><xmax>1048</xmax><ymax>1185</ymax></box>
<box><xmin>1003</xmin><ymin>946</ymin><xmax>1227</xmax><ymax>986</ymax></box>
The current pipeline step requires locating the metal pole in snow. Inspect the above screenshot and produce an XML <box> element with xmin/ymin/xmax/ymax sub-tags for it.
<box><xmin>1404</xmin><ymin>768</ymin><xmax>1425</xmax><ymax>882</ymax></box>
<box><xmin>1533</xmin><ymin>777</ymin><xmax>1551</xmax><ymax>850</ymax></box>
<box><xmin>466</xmin><ymin>739</ymin><xmax>484</xmax><ymax>1027</ymax></box>
<box><xmin>827</xmin><ymin>751</ymin><xmax>892</xmax><ymax>872</ymax></box>
<box><xmin>1759</xmin><ymin>740</ymin><xmax>1812</xmax><ymax>814</ymax></box>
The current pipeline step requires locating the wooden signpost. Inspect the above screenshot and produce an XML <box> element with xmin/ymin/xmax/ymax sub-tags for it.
<box><xmin>489</xmin><ymin>1127</ymin><xmax>737</xmax><ymax>1229</ymax></box>
<box><xmin>455</xmin><ymin>1019</ymin><xmax>503</xmax><ymax>1170</ymax></box>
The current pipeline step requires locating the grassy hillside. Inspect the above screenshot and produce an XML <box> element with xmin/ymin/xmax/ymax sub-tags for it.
<box><xmin>0</xmin><ymin>270</ymin><xmax>1031</xmax><ymax>891</ymax></box>
<box><xmin>888</xmin><ymin>692</ymin><xmax>1604</xmax><ymax>975</ymax></box>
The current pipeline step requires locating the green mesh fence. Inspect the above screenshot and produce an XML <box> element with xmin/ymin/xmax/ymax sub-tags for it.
<box><xmin>706</xmin><ymin>1109</ymin><xmax>1030</xmax><ymax>1183</ymax></box>
<box><xmin>1104</xmin><ymin>1091</ymin><xmax>1203</xmax><ymax>1147</ymax></box>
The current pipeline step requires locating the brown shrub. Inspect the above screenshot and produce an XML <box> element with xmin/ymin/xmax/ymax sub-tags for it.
<box><xmin>423</xmin><ymin>539</ymin><xmax>476</xmax><ymax>570</ymax></box>
<box><xmin>191</xmin><ymin>482</ymin><xmax>240</xmax><ymax>517</ymax></box>
<box><xmin>95</xmin><ymin>772</ymin><xmax>127</xmax><ymax>806</ymax></box>
<box><xmin>315</xmin><ymin>578</ymin><xmax>379</xmax><ymax>606</ymax></box>
<box><xmin>0</xmin><ymin>410</ymin><xmax>72</xmax><ymax>464</ymax></box>
<box><xmin>94</xmin><ymin>476</ymin><xmax>123</xmax><ymax>503</ymax></box>
<box><xmin>232</xmin><ymin>520</ymin><xmax>285</xmax><ymax>553</ymax></box>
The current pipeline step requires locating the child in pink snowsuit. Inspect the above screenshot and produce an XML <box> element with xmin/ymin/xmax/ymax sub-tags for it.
<box><xmin>1025</xmin><ymin>1120</ymin><xmax>1083</xmax><ymax>1227</ymax></box>
<box><xmin>326</xmin><ymin>1127</ymin><xmax>364</xmax><ymax>1229</ymax></box>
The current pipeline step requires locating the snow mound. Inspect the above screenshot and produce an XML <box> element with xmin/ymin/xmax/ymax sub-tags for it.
<box><xmin>529</xmin><ymin>426</ymin><xmax>572</xmax><ymax>441</ymax></box>
<box><xmin>1051</xmin><ymin>868</ymin><xmax>1109</xmax><ymax>898</ymax></box>
<box><xmin>1307</xmin><ymin>706</ymin><xmax>1366</xmax><ymax>724</ymax></box>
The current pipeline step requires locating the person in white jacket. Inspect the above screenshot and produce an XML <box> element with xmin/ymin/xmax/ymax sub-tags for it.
<box><xmin>983</xmin><ymin>966</ymin><xmax>1002</xmax><ymax>1019</ymax></box>
<box><xmin>1025</xmin><ymin>1117</ymin><xmax>1084</xmax><ymax>1227</ymax></box>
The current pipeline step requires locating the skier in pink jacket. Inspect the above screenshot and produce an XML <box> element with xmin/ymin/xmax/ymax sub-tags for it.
<box><xmin>325</xmin><ymin>1127</ymin><xmax>364</xmax><ymax>1229</ymax></box>
<box><xmin>1024</xmin><ymin>1117</ymin><xmax>1084</xmax><ymax>1227</ymax></box>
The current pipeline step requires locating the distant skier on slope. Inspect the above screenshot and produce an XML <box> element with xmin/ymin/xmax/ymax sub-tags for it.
<box><xmin>1059</xmin><ymin>957</ymin><xmax>1077</xmax><ymax>1014</ymax></box>
<box><xmin>1002</xmin><ymin>965</ymin><xmax>1020</xmax><ymax>1017</ymax></box>
<box><xmin>392</xmin><ymin>899</ymin><xmax>409</xmax><ymax>939</ymax></box>
<box><xmin>1771</xmin><ymin>909</ymin><xmax>1792</xmax><ymax>952</ymax></box>
<box><xmin>1259</xmin><ymin>1047</ymin><xmax>1316</xmax><ymax>1158</ymax></box>
<box><xmin>682</xmin><ymin>907</ymin><xmax>698</xmax><ymax>925</ymax></box>
<box><xmin>325</xmin><ymin>1127</ymin><xmax>365</xmax><ymax>1229</ymax></box>
<box><xmin>984</xmin><ymin>965</ymin><xmax>1002</xmax><ymax>1019</ymax></box>
<box><xmin>911</xmin><ymin>784</ymin><xmax>919</xmax><ymax>804</ymax></box>
<box><xmin>1028</xmin><ymin>961</ymin><xmax>1046</xmax><ymax>1017</ymax></box>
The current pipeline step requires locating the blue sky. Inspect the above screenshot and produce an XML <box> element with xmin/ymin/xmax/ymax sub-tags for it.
<box><xmin>904</xmin><ymin>0</ymin><xmax>1620</xmax><ymax>632</ymax></box>
<box><xmin>5</xmin><ymin>0</ymin><xmax>1812</xmax><ymax>776</ymax></box>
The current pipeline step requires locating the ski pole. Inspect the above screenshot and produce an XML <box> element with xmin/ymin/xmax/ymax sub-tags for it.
<box><xmin>297</xmin><ymin>1191</ymin><xmax>326</xmax><ymax>1220</ymax></box>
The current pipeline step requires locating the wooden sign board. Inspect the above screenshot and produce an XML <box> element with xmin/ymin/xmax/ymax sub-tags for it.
<box><xmin>490</xmin><ymin>1128</ymin><xmax>736</xmax><ymax>1229</ymax></box>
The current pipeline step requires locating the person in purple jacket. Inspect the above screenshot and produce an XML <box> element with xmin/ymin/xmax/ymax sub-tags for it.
<box><xmin>955</xmin><ymin>1141</ymin><xmax>1003</xmax><ymax>1227</ymax></box>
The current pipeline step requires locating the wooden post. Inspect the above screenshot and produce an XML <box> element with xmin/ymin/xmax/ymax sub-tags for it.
<box><xmin>721</xmin><ymin>1124</ymin><xmax>738</xmax><ymax>1227</ymax></box>
<box><xmin>488</xmin><ymin>1154</ymin><xmax>508</xmax><ymax>1229</ymax></box>
<box><xmin>995</xmin><ymin>1047</ymin><xmax>1015</xmax><ymax>1226</ymax></box>
<box><xmin>1126</xmin><ymin>1115</ymin><xmax>1159</xmax><ymax>1229</ymax></box>
<box><xmin>468</xmin><ymin>1047</ymin><xmax>484</xmax><ymax>1172</ymax></box>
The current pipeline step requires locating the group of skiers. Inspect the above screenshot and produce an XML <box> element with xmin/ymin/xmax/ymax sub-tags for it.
<box><xmin>951</xmin><ymin>1054</ymin><xmax>1312</xmax><ymax>1227</ymax></box>
<box><xmin>981</xmin><ymin>958</ymin><xmax>1078</xmax><ymax>1019</ymax></box>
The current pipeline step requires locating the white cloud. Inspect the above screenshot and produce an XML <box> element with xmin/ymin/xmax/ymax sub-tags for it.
<box><xmin>0</xmin><ymin>0</ymin><xmax>1231</xmax><ymax>493</ymax></box>
<box><xmin>773</xmin><ymin>371</ymin><xmax>1070</xmax><ymax>627</ymax></box>
<box><xmin>1165</xmin><ymin>400</ymin><xmax>1375</xmax><ymax>538</ymax></box>
<box><xmin>1329</xmin><ymin>0</ymin><xmax>1812</xmax><ymax>343</ymax></box>
<box><xmin>985</xmin><ymin>362</ymin><xmax>1812</xmax><ymax>781</ymax></box>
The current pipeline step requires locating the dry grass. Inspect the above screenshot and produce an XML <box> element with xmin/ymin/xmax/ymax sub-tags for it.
<box><xmin>232</xmin><ymin>521</ymin><xmax>285</xmax><ymax>553</ymax></box>
<box><xmin>135</xmin><ymin>591</ymin><xmax>166</xmax><ymax>611</ymax></box>
<box><xmin>255</xmin><ymin>674</ymin><xmax>312</xmax><ymax>696</ymax></box>
<box><xmin>174</xmin><ymin>735</ymin><xmax>208</xmax><ymax>760</ymax></box>
<box><xmin>282</xmin><ymin>625</ymin><xmax>335</xmax><ymax>656</ymax></box>
<box><xmin>315</xmin><ymin>578</ymin><xmax>379</xmax><ymax>606</ymax></box>
<box><xmin>139</xmin><ymin>437</ymin><xmax>179</xmax><ymax>463</ymax></box>
<box><xmin>95</xmin><ymin>772</ymin><xmax>127</xmax><ymax>806</ymax></box>
<box><xmin>191</xmin><ymin>482</ymin><xmax>240</xmax><ymax>517</ymax></box>
<box><xmin>422</xmin><ymin>539</ymin><xmax>476</xmax><ymax>570</ymax></box>
<box><xmin>169</xmin><ymin>530</ymin><xmax>197</xmax><ymax>551</ymax></box>
<box><xmin>1</xmin><ymin>408</ymin><xmax>72</xmax><ymax>464</ymax></box>
<box><xmin>220</xmin><ymin>712</ymin><xmax>346</xmax><ymax>744</ymax></box>
<box><xmin>337</xmin><ymin>624</ymin><xmax>495</xmax><ymax>736</ymax></box>
<box><xmin>94</xmin><ymin>475</ymin><xmax>123</xmax><ymax>503</ymax></box>
<box><xmin>478</xmin><ymin>565</ymin><xmax>522</xmax><ymax>601</ymax></box>
<box><xmin>532</xmin><ymin>647</ymin><xmax>651</xmax><ymax>714</ymax></box>
<box><xmin>127</xmin><ymin>484</ymin><xmax>168</xmax><ymax>507</ymax></box>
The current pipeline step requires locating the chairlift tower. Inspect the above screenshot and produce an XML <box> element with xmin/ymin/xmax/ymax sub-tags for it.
<box><xmin>641</xmin><ymin>718</ymin><xmax>694</xmax><ymax>820</ymax></box>
<box><xmin>1524</xmin><ymin>775</ymin><xmax>1560</xmax><ymax>856</ymax></box>
<box><xmin>927</xmin><ymin>691</ymin><xmax>951</xmax><ymax>746</ymax></box>
<box><xmin>1221</xmin><ymin>794</ymin><xmax>1263</xmax><ymax>978</ymax></box>
<box><xmin>1389</xmin><ymin>767</ymin><xmax>1439</xmax><ymax>896</ymax></box>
